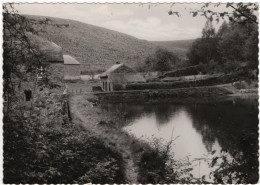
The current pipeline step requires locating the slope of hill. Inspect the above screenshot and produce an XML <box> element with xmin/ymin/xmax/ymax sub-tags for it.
<box><xmin>25</xmin><ymin>15</ymin><xmax>161</xmax><ymax>72</ymax></box>
<box><xmin>151</xmin><ymin>39</ymin><xmax>196</xmax><ymax>59</ymax></box>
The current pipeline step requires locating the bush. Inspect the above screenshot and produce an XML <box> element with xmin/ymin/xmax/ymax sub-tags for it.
<box><xmin>113</xmin><ymin>84</ymin><xmax>124</xmax><ymax>91</ymax></box>
<box><xmin>138</xmin><ymin>138</ymin><xmax>195</xmax><ymax>184</ymax></box>
<box><xmin>4</xmin><ymin>109</ymin><xmax>125</xmax><ymax>184</ymax></box>
<box><xmin>92</xmin><ymin>86</ymin><xmax>102</xmax><ymax>92</ymax></box>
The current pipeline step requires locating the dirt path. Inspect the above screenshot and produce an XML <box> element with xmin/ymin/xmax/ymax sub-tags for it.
<box><xmin>69</xmin><ymin>95</ymin><xmax>138</xmax><ymax>183</ymax></box>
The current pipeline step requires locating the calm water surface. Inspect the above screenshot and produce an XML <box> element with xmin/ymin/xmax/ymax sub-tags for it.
<box><xmin>100</xmin><ymin>96</ymin><xmax>258</xmax><ymax>179</ymax></box>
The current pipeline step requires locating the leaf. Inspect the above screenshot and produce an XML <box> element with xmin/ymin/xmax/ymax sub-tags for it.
<box><xmin>211</xmin><ymin>157</ymin><xmax>219</xmax><ymax>167</ymax></box>
<box><xmin>220</xmin><ymin>13</ymin><xmax>225</xmax><ymax>17</ymax></box>
<box><xmin>193</xmin><ymin>12</ymin><xmax>198</xmax><ymax>17</ymax></box>
<box><xmin>229</xmin><ymin>17</ymin><xmax>234</xmax><ymax>22</ymax></box>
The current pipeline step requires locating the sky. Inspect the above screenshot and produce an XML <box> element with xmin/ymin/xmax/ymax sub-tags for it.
<box><xmin>14</xmin><ymin>3</ymin><xmax>232</xmax><ymax>41</ymax></box>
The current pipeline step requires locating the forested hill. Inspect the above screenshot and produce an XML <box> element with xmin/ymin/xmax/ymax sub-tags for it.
<box><xmin>25</xmin><ymin>15</ymin><xmax>192</xmax><ymax>71</ymax></box>
<box><xmin>151</xmin><ymin>39</ymin><xmax>195</xmax><ymax>60</ymax></box>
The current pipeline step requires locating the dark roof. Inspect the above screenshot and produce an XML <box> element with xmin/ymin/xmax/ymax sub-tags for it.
<box><xmin>63</xmin><ymin>55</ymin><xmax>80</xmax><ymax>65</ymax></box>
<box><xmin>28</xmin><ymin>33</ymin><xmax>64</xmax><ymax>63</ymax></box>
<box><xmin>102</xmin><ymin>63</ymin><xmax>122</xmax><ymax>75</ymax></box>
<box><xmin>108</xmin><ymin>73</ymin><xmax>146</xmax><ymax>83</ymax></box>
<box><xmin>100</xmin><ymin>63</ymin><xmax>135</xmax><ymax>77</ymax></box>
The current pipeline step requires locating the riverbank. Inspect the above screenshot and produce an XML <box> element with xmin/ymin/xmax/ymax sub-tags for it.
<box><xmin>69</xmin><ymin>95</ymin><xmax>140</xmax><ymax>183</ymax></box>
<box><xmin>92</xmin><ymin>83</ymin><xmax>257</xmax><ymax>104</ymax></box>
<box><xmin>69</xmin><ymin>94</ymin><xmax>186</xmax><ymax>183</ymax></box>
<box><xmin>67</xmin><ymin>83</ymin><xmax>258</xmax><ymax>183</ymax></box>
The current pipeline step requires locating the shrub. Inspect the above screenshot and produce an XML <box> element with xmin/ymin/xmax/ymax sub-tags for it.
<box><xmin>113</xmin><ymin>84</ymin><xmax>124</xmax><ymax>91</ymax></box>
<box><xmin>92</xmin><ymin>86</ymin><xmax>102</xmax><ymax>92</ymax></box>
<box><xmin>138</xmin><ymin>138</ymin><xmax>195</xmax><ymax>184</ymax></box>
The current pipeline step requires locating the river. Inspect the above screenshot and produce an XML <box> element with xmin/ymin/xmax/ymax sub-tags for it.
<box><xmin>100</xmin><ymin>95</ymin><xmax>258</xmax><ymax>181</ymax></box>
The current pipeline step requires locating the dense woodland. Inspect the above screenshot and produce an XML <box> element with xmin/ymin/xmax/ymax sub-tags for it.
<box><xmin>188</xmin><ymin>20</ymin><xmax>258</xmax><ymax>72</ymax></box>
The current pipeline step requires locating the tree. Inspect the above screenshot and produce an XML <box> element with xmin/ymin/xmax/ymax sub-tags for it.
<box><xmin>202</xmin><ymin>19</ymin><xmax>216</xmax><ymax>39</ymax></box>
<box><xmin>144</xmin><ymin>48</ymin><xmax>180</xmax><ymax>72</ymax></box>
<box><xmin>3</xmin><ymin>3</ymin><xmax>45</xmax><ymax>116</ymax></box>
<box><xmin>3</xmin><ymin>3</ymin><xmax>67</xmax><ymax>114</ymax></box>
<box><xmin>218</xmin><ymin>24</ymin><xmax>248</xmax><ymax>62</ymax></box>
<box><xmin>243</xmin><ymin>24</ymin><xmax>258</xmax><ymax>68</ymax></box>
<box><xmin>216</xmin><ymin>21</ymin><xmax>229</xmax><ymax>38</ymax></box>
<box><xmin>217</xmin><ymin>21</ymin><xmax>258</xmax><ymax>70</ymax></box>
<box><xmin>188</xmin><ymin>15</ymin><xmax>258</xmax><ymax>72</ymax></box>
<box><xmin>168</xmin><ymin>3</ymin><xmax>258</xmax><ymax>25</ymax></box>
<box><xmin>187</xmin><ymin>19</ymin><xmax>218</xmax><ymax>65</ymax></box>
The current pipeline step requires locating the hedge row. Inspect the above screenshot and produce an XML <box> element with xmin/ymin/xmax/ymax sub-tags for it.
<box><xmin>112</xmin><ymin>73</ymin><xmax>238</xmax><ymax>91</ymax></box>
<box><xmin>161</xmin><ymin>65</ymin><xmax>205</xmax><ymax>78</ymax></box>
<box><xmin>125</xmin><ymin>76</ymin><xmax>221</xmax><ymax>90</ymax></box>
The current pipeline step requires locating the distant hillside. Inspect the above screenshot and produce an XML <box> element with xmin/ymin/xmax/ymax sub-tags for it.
<box><xmin>24</xmin><ymin>15</ymin><xmax>157</xmax><ymax>71</ymax></box>
<box><xmin>151</xmin><ymin>39</ymin><xmax>196</xmax><ymax>60</ymax></box>
<box><xmin>25</xmin><ymin>15</ymin><xmax>193</xmax><ymax>71</ymax></box>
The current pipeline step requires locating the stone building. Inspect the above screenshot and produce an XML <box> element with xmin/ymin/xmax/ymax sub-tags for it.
<box><xmin>100</xmin><ymin>63</ymin><xmax>146</xmax><ymax>91</ymax></box>
<box><xmin>4</xmin><ymin>34</ymin><xmax>65</xmax><ymax>104</ymax></box>
<box><xmin>63</xmin><ymin>55</ymin><xmax>81</xmax><ymax>80</ymax></box>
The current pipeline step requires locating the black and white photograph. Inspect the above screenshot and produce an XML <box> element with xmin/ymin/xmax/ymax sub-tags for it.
<box><xmin>2</xmin><ymin>2</ymin><xmax>259</xmax><ymax>184</ymax></box>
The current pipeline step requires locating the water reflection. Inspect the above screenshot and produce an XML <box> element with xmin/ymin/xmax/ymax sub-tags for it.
<box><xmin>100</xmin><ymin>97</ymin><xmax>258</xmax><ymax>179</ymax></box>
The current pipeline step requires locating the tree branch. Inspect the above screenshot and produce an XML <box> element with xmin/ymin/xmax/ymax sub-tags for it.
<box><xmin>229</xmin><ymin>4</ymin><xmax>258</xmax><ymax>24</ymax></box>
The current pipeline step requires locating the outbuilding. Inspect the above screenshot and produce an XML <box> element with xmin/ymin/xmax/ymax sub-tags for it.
<box><xmin>100</xmin><ymin>63</ymin><xmax>146</xmax><ymax>91</ymax></box>
<box><xmin>63</xmin><ymin>55</ymin><xmax>81</xmax><ymax>80</ymax></box>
